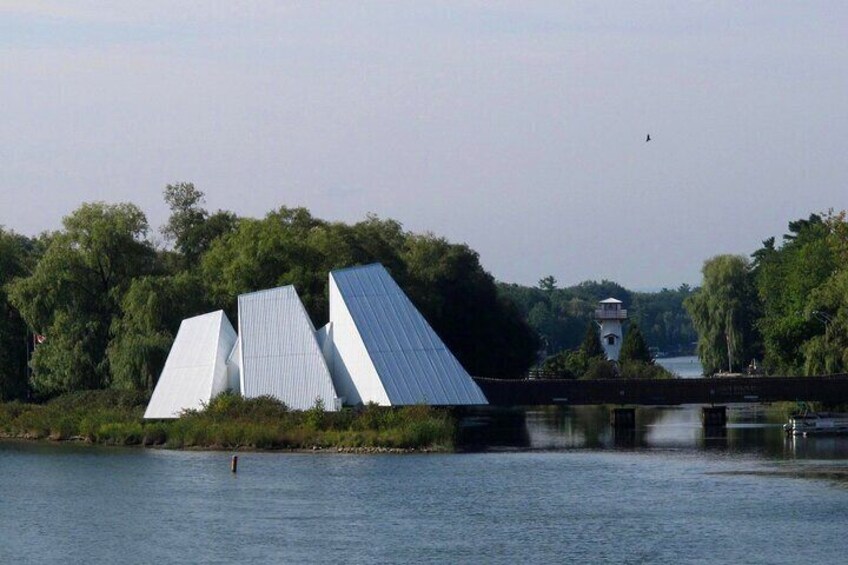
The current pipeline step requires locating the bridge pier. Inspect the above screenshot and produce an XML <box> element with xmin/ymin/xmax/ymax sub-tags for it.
<box><xmin>701</xmin><ymin>406</ymin><xmax>727</xmax><ymax>427</ymax></box>
<box><xmin>610</xmin><ymin>408</ymin><xmax>636</xmax><ymax>429</ymax></box>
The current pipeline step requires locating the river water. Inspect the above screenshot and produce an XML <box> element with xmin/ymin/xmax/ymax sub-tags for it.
<box><xmin>2</xmin><ymin>405</ymin><xmax>847</xmax><ymax>564</ymax></box>
<box><xmin>655</xmin><ymin>355</ymin><xmax>704</xmax><ymax>378</ymax></box>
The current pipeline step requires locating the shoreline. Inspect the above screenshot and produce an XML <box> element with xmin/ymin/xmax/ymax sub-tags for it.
<box><xmin>0</xmin><ymin>433</ymin><xmax>451</xmax><ymax>454</ymax></box>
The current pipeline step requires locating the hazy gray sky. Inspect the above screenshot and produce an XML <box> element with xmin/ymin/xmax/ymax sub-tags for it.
<box><xmin>2</xmin><ymin>2</ymin><xmax>846</xmax><ymax>289</ymax></box>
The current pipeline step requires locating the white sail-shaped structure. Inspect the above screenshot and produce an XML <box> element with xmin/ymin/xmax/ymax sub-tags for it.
<box><xmin>237</xmin><ymin>286</ymin><xmax>340</xmax><ymax>411</ymax></box>
<box><xmin>144</xmin><ymin>310</ymin><xmax>237</xmax><ymax>419</ymax></box>
<box><xmin>328</xmin><ymin>264</ymin><xmax>488</xmax><ymax>406</ymax></box>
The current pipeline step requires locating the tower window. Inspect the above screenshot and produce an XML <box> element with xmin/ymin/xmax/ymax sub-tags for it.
<box><xmin>607</xmin><ymin>336</ymin><xmax>616</xmax><ymax>345</ymax></box>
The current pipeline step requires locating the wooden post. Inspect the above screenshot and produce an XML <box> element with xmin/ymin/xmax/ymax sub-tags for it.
<box><xmin>701</xmin><ymin>406</ymin><xmax>727</xmax><ymax>427</ymax></box>
<box><xmin>231</xmin><ymin>455</ymin><xmax>238</xmax><ymax>473</ymax></box>
<box><xmin>610</xmin><ymin>408</ymin><xmax>636</xmax><ymax>429</ymax></box>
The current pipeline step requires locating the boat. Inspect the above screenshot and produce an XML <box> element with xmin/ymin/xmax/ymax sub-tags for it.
<box><xmin>784</xmin><ymin>410</ymin><xmax>848</xmax><ymax>436</ymax></box>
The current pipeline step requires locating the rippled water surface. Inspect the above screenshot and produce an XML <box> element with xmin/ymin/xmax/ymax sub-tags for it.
<box><xmin>2</xmin><ymin>406</ymin><xmax>847</xmax><ymax>564</ymax></box>
<box><xmin>655</xmin><ymin>355</ymin><xmax>704</xmax><ymax>378</ymax></box>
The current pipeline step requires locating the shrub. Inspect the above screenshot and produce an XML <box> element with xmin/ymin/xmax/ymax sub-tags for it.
<box><xmin>619</xmin><ymin>361</ymin><xmax>674</xmax><ymax>380</ymax></box>
<box><xmin>580</xmin><ymin>358</ymin><xmax>618</xmax><ymax>380</ymax></box>
<box><xmin>142</xmin><ymin>423</ymin><xmax>168</xmax><ymax>446</ymax></box>
<box><xmin>97</xmin><ymin>422</ymin><xmax>143</xmax><ymax>445</ymax></box>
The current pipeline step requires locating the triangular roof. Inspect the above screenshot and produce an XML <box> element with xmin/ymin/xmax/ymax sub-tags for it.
<box><xmin>599</xmin><ymin>297</ymin><xmax>623</xmax><ymax>304</ymax></box>
<box><xmin>329</xmin><ymin>263</ymin><xmax>488</xmax><ymax>406</ymax></box>
<box><xmin>238</xmin><ymin>285</ymin><xmax>339</xmax><ymax>410</ymax></box>
<box><xmin>144</xmin><ymin>310</ymin><xmax>236</xmax><ymax>419</ymax></box>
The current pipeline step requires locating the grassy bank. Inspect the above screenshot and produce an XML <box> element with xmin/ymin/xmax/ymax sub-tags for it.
<box><xmin>0</xmin><ymin>391</ymin><xmax>456</xmax><ymax>451</ymax></box>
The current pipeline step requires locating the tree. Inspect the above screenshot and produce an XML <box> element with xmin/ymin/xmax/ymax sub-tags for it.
<box><xmin>685</xmin><ymin>255</ymin><xmax>761</xmax><ymax>375</ymax></box>
<box><xmin>538</xmin><ymin>275</ymin><xmax>557</xmax><ymax>292</ymax></box>
<box><xmin>201</xmin><ymin>210</ymin><xmax>539</xmax><ymax>378</ymax></box>
<box><xmin>629</xmin><ymin>285</ymin><xmax>697</xmax><ymax>355</ymax></box>
<box><xmin>619</xmin><ymin>324</ymin><xmax>653</xmax><ymax>365</ymax></box>
<box><xmin>800</xmin><ymin>267</ymin><xmax>848</xmax><ymax>375</ymax></box>
<box><xmin>162</xmin><ymin>182</ymin><xmax>238</xmax><ymax>264</ymax></box>
<box><xmin>8</xmin><ymin>203</ymin><xmax>157</xmax><ymax>396</ymax></box>
<box><xmin>108</xmin><ymin>273</ymin><xmax>210</xmax><ymax>391</ymax></box>
<box><xmin>402</xmin><ymin>234</ymin><xmax>539</xmax><ymax>378</ymax></box>
<box><xmin>579</xmin><ymin>322</ymin><xmax>605</xmax><ymax>359</ymax></box>
<box><xmin>0</xmin><ymin>228</ymin><xmax>38</xmax><ymax>400</ymax></box>
<box><xmin>753</xmin><ymin>214</ymin><xmax>836</xmax><ymax>373</ymax></box>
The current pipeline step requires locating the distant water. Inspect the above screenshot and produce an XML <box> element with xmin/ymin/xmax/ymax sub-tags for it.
<box><xmin>3</xmin><ymin>405</ymin><xmax>848</xmax><ymax>564</ymax></box>
<box><xmin>656</xmin><ymin>355</ymin><xmax>704</xmax><ymax>377</ymax></box>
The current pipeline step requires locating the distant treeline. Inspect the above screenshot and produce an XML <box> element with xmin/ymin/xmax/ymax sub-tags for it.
<box><xmin>684</xmin><ymin>212</ymin><xmax>848</xmax><ymax>377</ymax></box>
<box><xmin>498</xmin><ymin>279</ymin><xmax>697</xmax><ymax>360</ymax></box>
<box><xmin>0</xmin><ymin>183</ymin><xmax>540</xmax><ymax>401</ymax></box>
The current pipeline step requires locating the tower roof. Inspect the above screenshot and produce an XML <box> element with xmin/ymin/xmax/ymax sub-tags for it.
<box><xmin>599</xmin><ymin>297</ymin><xmax>622</xmax><ymax>304</ymax></box>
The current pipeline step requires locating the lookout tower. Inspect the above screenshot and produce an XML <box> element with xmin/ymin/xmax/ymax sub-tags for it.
<box><xmin>595</xmin><ymin>298</ymin><xmax>627</xmax><ymax>361</ymax></box>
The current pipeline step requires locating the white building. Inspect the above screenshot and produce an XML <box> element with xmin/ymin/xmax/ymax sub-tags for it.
<box><xmin>143</xmin><ymin>310</ymin><xmax>237</xmax><ymax>419</ymax></box>
<box><xmin>144</xmin><ymin>263</ymin><xmax>487</xmax><ymax>418</ymax></box>
<box><xmin>325</xmin><ymin>264</ymin><xmax>488</xmax><ymax>406</ymax></box>
<box><xmin>595</xmin><ymin>298</ymin><xmax>627</xmax><ymax>361</ymax></box>
<box><xmin>237</xmin><ymin>286</ymin><xmax>341</xmax><ymax>411</ymax></box>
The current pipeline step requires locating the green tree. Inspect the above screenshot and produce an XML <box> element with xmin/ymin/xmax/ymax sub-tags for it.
<box><xmin>629</xmin><ymin>284</ymin><xmax>697</xmax><ymax>355</ymax></box>
<box><xmin>753</xmin><ymin>214</ymin><xmax>836</xmax><ymax>373</ymax></box>
<box><xmin>0</xmin><ymin>228</ymin><xmax>38</xmax><ymax>400</ymax></box>
<box><xmin>538</xmin><ymin>275</ymin><xmax>557</xmax><ymax>292</ymax></box>
<box><xmin>108</xmin><ymin>273</ymin><xmax>210</xmax><ymax>391</ymax></box>
<box><xmin>619</xmin><ymin>324</ymin><xmax>653</xmax><ymax>364</ymax></box>
<box><xmin>500</xmin><ymin>279</ymin><xmax>696</xmax><ymax>358</ymax></box>
<box><xmin>8</xmin><ymin>203</ymin><xmax>157</xmax><ymax>396</ymax></box>
<box><xmin>201</xmin><ymin>209</ymin><xmax>539</xmax><ymax>378</ymax></box>
<box><xmin>402</xmin><ymin>234</ymin><xmax>538</xmax><ymax>378</ymax></box>
<box><xmin>162</xmin><ymin>182</ymin><xmax>238</xmax><ymax>264</ymax></box>
<box><xmin>800</xmin><ymin>267</ymin><xmax>848</xmax><ymax>375</ymax></box>
<box><xmin>579</xmin><ymin>322</ymin><xmax>605</xmax><ymax>359</ymax></box>
<box><xmin>685</xmin><ymin>255</ymin><xmax>761</xmax><ymax>375</ymax></box>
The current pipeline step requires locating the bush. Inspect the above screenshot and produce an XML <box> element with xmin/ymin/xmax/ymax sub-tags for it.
<box><xmin>0</xmin><ymin>389</ymin><xmax>457</xmax><ymax>451</ymax></box>
<box><xmin>97</xmin><ymin>422</ymin><xmax>143</xmax><ymax>445</ymax></box>
<box><xmin>581</xmin><ymin>358</ymin><xmax>618</xmax><ymax>380</ymax></box>
<box><xmin>619</xmin><ymin>361</ymin><xmax>674</xmax><ymax>380</ymax></box>
<box><xmin>142</xmin><ymin>423</ymin><xmax>167</xmax><ymax>446</ymax></box>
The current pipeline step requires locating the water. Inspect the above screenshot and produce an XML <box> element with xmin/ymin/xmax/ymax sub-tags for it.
<box><xmin>2</xmin><ymin>406</ymin><xmax>848</xmax><ymax>564</ymax></box>
<box><xmin>656</xmin><ymin>355</ymin><xmax>704</xmax><ymax>378</ymax></box>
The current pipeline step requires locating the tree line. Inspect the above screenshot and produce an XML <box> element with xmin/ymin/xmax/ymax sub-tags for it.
<box><xmin>538</xmin><ymin>320</ymin><xmax>669</xmax><ymax>380</ymax></box>
<box><xmin>498</xmin><ymin>278</ymin><xmax>697</xmax><ymax>359</ymax></box>
<box><xmin>0</xmin><ymin>183</ymin><xmax>539</xmax><ymax>401</ymax></box>
<box><xmin>685</xmin><ymin>211</ymin><xmax>848</xmax><ymax>376</ymax></box>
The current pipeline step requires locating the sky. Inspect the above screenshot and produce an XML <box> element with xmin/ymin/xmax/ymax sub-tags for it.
<box><xmin>1</xmin><ymin>2</ymin><xmax>846</xmax><ymax>290</ymax></box>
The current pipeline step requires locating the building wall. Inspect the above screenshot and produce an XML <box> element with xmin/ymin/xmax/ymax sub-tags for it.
<box><xmin>144</xmin><ymin>310</ymin><xmax>236</xmax><ymax>419</ymax></box>
<box><xmin>237</xmin><ymin>286</ymin><xmax>340</xmax><ymax>411</ymax></box>
<box><xmin>329</xmin><ymin>264</ymin><xmax>488</xmax><ymax>406</ymax></box>
<box><xmin>328</xmin><ymin>276</ymin><xmax>391</xmax><ymax>406</ymax></box>
<box><xmin>600</xmin><ymin>320</ymin><xmax>623</xmax><ymax>361</ymax></box>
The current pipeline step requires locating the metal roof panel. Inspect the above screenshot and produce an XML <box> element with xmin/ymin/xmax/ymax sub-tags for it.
<box><xmin>330</xmin><ymin>264</ymin><xmax>488</xmax><ymax>405</ymax></box>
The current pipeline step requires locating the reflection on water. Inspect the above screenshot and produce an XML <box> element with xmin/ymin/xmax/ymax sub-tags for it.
<box><xmin>3</xmin><ymin>406</ymin><xmax>848</xmax><ymax>564</ymax></box>
<box><xmin>656</xmin><ymin>355</ymin><xmax>704</xmax><ymax>377</ymax></box>
<box><xmin>458</xmin><ymin>404</ymin><xmax>848</xmax><ymax>460</ymax></box>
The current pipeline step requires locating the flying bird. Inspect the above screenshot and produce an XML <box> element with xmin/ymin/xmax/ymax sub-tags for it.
<box><xmin>646</xmin><ymin>134</ymin><xmax>651</xmax><ymax>142</ymax></box>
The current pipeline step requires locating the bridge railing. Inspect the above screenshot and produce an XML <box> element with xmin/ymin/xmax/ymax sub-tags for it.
<box><xmin>473</xmin><ymin>375</ymin><xmax>848</xmax><ymax>406</ymax></box>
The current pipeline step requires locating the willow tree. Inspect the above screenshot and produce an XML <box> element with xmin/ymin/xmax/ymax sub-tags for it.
<box><xmin>684</xmin><ymin>255</ymin><xmax>761</xmax><ymax>375</ymax></box>
<box><xmin>0</xmin><ymin>228</ymin><xmax>38</xmax><ymax>400</ymax></box>
<box><xmin>8</xmin><ymin>203</ymin><xmax>157</xmax><ymax>395</ymax></box>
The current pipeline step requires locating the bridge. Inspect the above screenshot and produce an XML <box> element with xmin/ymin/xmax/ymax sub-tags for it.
<box><xmin>473</xmin><ymin>375</ymin><xmax>848</xmax><ymax>406</ymax></box>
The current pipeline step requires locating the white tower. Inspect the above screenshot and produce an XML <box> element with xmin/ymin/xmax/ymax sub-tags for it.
<box><xmin>595</xmin><ymin>298</ymin><xmax>627</xmax><ymax>361</ymax></box>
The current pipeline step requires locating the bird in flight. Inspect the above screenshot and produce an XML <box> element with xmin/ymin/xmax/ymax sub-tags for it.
<box><xmin>646</xmin><ymin>134</ymin><xmax>651</xmax><ymax>142</ymax></box>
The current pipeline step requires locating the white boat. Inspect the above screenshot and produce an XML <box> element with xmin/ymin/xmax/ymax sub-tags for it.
<box><xmin>784</xmin><ymin>411</ymin><xmax>848</xmax><ymax>436</ymax></box>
